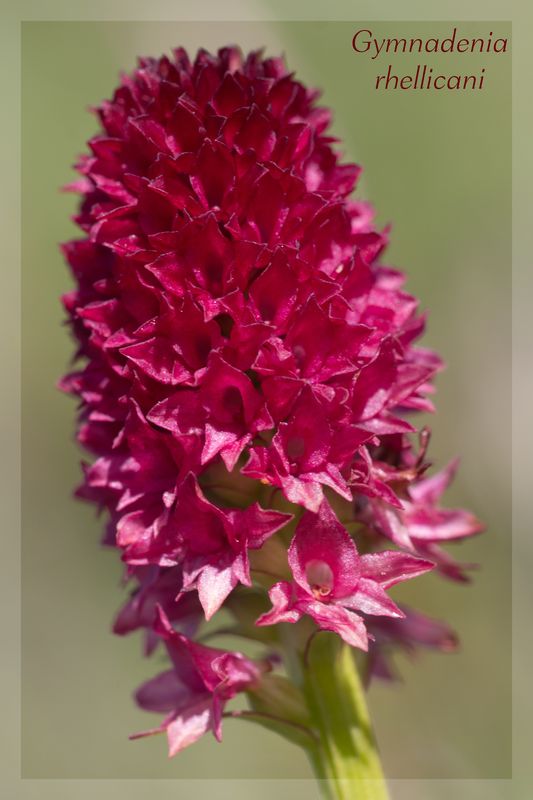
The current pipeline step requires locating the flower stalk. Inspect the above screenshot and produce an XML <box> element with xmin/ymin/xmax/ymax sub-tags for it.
<box><xmin>303</xmin><ymin>634</ymin><xmax>389</xmax><ymax>800</ymax></box>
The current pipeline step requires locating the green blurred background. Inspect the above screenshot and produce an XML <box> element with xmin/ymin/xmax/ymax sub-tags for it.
<box><xmin>21</xmin><ymin>18</ymin><xmax>511</xmax><ymax>784</ymax></box>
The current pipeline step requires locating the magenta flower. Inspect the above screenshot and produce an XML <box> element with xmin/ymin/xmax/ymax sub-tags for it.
<box><xmin>148</xmin><ymin>351</ymin><xmax>274</xmax><ymax>471</ymax></box>
<box><xmin>112</xmin><ymin>565</ymin><xmax>202</xmax><ymax>655</ymax></box>
<box><xmin>130</xmin><ymin>606</ymin><xmax>262</xmax><ymax>756</ymax></box>
<box><xmin>60</xmin><ymin>45</ymin><xmax>483</xmax><ymax>788</ymax></box>
<box><xmin>118</xmin><ymin>472</ymin><xmax>291</xmax><ymax>618</ymax></box>
<box><xmin>242</xmin><ymin>386</ymin><xmax>371</xmax><ymax>512</ymax></box>
<box><xmin>257</xmin><ymin>500</ymin><xmax>433</xmax><ymax>649</ymax></box>
<box><xmin>366</xmin><ymin>606</ymin><xmax>459</xmax><ymax>682</ymax></box>
<box><xmin>355</xmin><ymin>459</ymin><xmax>484</xmax><ymax>580</ymax></box>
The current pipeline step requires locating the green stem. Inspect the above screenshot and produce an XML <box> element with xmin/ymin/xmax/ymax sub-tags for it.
<box><xmin>302</xmin><ymin>633</ymin><xmax>390</xmax><ymax>800</ymax></box>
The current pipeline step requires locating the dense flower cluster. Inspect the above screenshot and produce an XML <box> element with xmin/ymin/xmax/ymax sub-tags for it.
<box><xmin>61</xmin><ymin>46</ymin><xmax>482</xmax><ymax>756</ymax></box>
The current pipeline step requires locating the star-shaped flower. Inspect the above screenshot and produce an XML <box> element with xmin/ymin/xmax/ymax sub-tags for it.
<box><xmin>131</xmin><ymin>606</ymin><xmax>261</xmax><ymax>756</ymax></box>
<box><xmin>121</xmin><ymin>473</ymin><xmax>291</xmax><ymax>618</ymax></box>
<box><xmin>257</xmin><ymin>500</ymin><xmax>434</xmax><ymax>649</ymax></box>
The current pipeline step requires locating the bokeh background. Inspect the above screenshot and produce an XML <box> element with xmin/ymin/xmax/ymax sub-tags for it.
<box><xmin>21</xmin><ymin>17</ymin><xmax>511</xmax><ymax>785</ymax></box>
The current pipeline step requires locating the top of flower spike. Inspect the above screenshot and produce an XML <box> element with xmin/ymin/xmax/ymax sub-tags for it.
<box><xmin>61</xmin><ymin>46</ymin><xmax>482</xmax><ymax>756</ymax></box>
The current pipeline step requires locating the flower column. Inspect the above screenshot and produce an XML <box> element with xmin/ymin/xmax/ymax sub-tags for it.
<box><xmin>60</xmin><ymin>44</ymin><xmax>483</xmax><ymax>792</ymax></box>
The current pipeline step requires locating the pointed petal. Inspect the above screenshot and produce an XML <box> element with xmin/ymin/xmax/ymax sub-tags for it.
<box><xmin>166</xmin><ymin>698</ymin><xmax>214</xmax><ymax>756</ymax></box>
<box><xmin>342</xmin><ymin>578</ymin><xmax>404</xmax><ymax>618</ymax></box>
<box><xmin>406</xmin><ymin>507</ymin><xmax>484</xmax><ymax>542</ymax></box>
<box><xmin>351</xmin><ymin>338</ymin><xmax>398</xmax><ymax>421</ymax></box>
<box><xmin>230</xmin><ymin>503</ymin><xmax>292</xmax><ymax>549</ymax></box>
<box><xmin>197</xmin><ymin>561</ymin><xmax>239</xmax><ymax>620</ymax></box>
<box><xmin>409</xmin><ymin>459</ymin><xmax>459</xmax><ymax>505</ymax></box>
<box><xmin>201</xmin><ymin>423</ymin><xmax>249</xmax><ymax>469</ymax></box>
<box><xmin>299</xmin><ymin>599</ymin><xmax>368</xmax><ymax>650</ymax></box>
<box><xmin>134</xmin><ymin>669</ymin><xmax>191</xmax><ymax>713</ymax></box>
<box><xmin>359</xmin><ymin>551</ymin><xmax>434</xmax><ymax>588</ymax></box>
<box><xmin>282</xmin><ymin>474</ymin><xmax>324</xmax><ymax>513</ymax></box>
<box><xmin>312</xmin><ymin>465</ymin><xmax>353</xmax><ymax>502</ymax></box>
<box><xmin>256</xmin><ymin>581</ymin><xmax>302</xmax><ymax>626</ymax></box>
